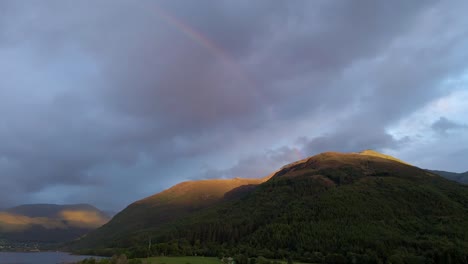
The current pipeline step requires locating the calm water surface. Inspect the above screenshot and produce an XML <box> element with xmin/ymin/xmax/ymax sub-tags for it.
<box><xmin>0</xmin><ymin>252</ymin><xmax>102</xmax><ymax>264</ymax></box>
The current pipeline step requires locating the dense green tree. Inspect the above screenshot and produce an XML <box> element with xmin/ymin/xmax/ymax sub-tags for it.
<box><xmin>235</xmin><ymin>254</ymin><xmax>249</xmax><ymax>264</ymax></box>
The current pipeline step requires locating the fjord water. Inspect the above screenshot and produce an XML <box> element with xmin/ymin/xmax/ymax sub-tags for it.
<box><xmin>0</xmin><ymin>252</ymin><xmax>100</xmax><ymax>264</ymax></box>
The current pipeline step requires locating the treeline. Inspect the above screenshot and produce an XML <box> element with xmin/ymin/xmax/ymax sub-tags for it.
<box><xmin>76</xmin><ymin>255</ymin><xmax>291</xmax><ymax>264</ymax></box>
<box><xmin>76</xmin><ymin>255</ymin><xmax>141</xmax><ymax>264</ymax></box>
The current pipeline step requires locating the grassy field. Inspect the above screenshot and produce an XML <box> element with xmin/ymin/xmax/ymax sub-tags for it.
<box><xmin>142</xmin><ymin>256</ymin><xmax>222</xmax><ymax>264</ymax></box>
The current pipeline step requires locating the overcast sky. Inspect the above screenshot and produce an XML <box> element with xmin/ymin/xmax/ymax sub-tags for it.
<box><xmin>1</xmin><ymin>0</ymin><xmax>467</xmax><ymax>211</ymax></box>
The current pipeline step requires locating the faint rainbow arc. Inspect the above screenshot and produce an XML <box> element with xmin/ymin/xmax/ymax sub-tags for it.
<box><xmin>153</xmin><ymin>6</ymin><xmax>255</xmax><ymax>88</ymax></box>
<box><xmin>293</xmin><ymin>148</ymin><xmax>304</xmax><ymax>161</ymax></box>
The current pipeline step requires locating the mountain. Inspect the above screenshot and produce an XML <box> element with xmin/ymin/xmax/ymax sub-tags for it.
<box><xmin>430</xmin><ymin>170</ymin><xmax>468</xmax><ymax>184</ymax></box>
<box><xmin>72</xmin><ymin>151</ymin><xmax>468</xmax><ymax>263</ymax></box>
<box><xmin>0</xmin><ymin>204</ymin><xmax>110</xmax><ymax>244</ymax></box>
<box><xmin>70</xmin><ymin>176</ymin><xmax>271</xmax><ymax>251</ymax></box>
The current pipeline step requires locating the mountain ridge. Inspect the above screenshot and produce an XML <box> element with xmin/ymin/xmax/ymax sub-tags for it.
<box><xmin>71</xmin><ymin>151</ymin><xmax>468</xmax><ymax>263</ymax></box>
<box><xmin>430</xmin><ymin>169</ymin><xmax>468</xmax><ymax>184</ymax></box>
<box><xmin>6</xmin><ymin>203</ymin><xmax>104</xmax><ymax>218</ymax></box>
<box><xmin>71</xmin><ymin>175</ymin><xmax>272</xmax><ymax>250</ymax></box>
<box><xmin>0</xmin><ymin>203</ymin><xmax>110</xmax><ymax>244</ymax></box>
<box><xmin>136</xmin><ymin>175</ymin><xmax>272</xmax><ymax>206</ymax></box>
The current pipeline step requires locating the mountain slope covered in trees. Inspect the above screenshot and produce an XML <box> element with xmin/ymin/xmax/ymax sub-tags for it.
<box><xmin>72</xmin><ymin>176</ymin><xmax>271</xmax><ymax>250</ymax></box>
<box><xmin>73</xmin><ymin>151</ymin><xmax>468</xmax><ymax>263</ymax></box>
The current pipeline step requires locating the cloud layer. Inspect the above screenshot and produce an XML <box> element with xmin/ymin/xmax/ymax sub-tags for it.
<box><xmin>1</xmin><ymin>0</ymin><xmax>468</xmax><ymax>210</ymax></box>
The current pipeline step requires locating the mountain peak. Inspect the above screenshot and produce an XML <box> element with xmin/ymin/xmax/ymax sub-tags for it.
<box><xmin>281</xmin><ymin>150</ymin><xmax>409</xmax><ymax>171</ymax></box>
<box><xmin>273</xmin><ymin>150</ymin><xmax>425</xmax><ymax>182</ymax></box>
<box><xmin>357</xmin><ymin>149</ymin><xmax>410</xmax><ymax>165</ymax></box>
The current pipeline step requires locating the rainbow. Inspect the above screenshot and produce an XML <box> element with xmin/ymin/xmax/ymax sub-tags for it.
<box><xmin>293</xmin><ymin>147</ymin><xmax>304</xmax><ymax>161</ymax></box>
<box><xmin>153</xmin><ymin>5</ymin><xmax>254</xmax><ymax>88</ymax></box>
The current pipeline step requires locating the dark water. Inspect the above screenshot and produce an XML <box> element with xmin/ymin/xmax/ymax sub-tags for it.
<box><xmin>0</xmin><ymin>252</ymin><xmax>102</xmax><ymax>264</ymax></box>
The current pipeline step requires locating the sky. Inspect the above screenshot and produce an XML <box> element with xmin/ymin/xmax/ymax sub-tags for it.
<box><xmin>1</xmin><ymin>0</ymin><xmax>467</xmax><ymax>211</ymax></box>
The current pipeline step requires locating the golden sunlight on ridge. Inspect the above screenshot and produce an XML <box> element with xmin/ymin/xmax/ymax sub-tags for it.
<box><xmin>0</xmin><ymin>212</ymin><xmax>66</xmax><ymax>232</ymax></box>
<box><xmin>60</xmin><ymin>210</ymin><xmax>109</xmax><ymax>228</ymax></box>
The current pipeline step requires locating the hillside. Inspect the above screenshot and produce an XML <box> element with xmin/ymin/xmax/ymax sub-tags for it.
<box><xmin>73</xmin><ymin>151</ymin><xmax>468</xmax><ymax>263</ymax></box>
<box><xmin>0</xmin><ymin>204</ymin><xmax>110</xmax><ymax>244</ymax></box>
<box><xmin>431</xmin><ymin>170</ymin><xmax>468</xmax><ymax>184</ymax></box>
<box><xmin>71</xmin><ymin>176</ymin><xmax>271</xmax><ymax>250</ymax></box>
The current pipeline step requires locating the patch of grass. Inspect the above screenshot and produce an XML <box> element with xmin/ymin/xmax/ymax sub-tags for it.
<box><xmin>142</xmin><ymin>256</ymin><xmax>221</xmax><ymax>264</ymax></box>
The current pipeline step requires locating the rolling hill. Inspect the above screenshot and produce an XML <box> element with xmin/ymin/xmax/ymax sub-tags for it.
<box><xmin>72</xmin><ymin>151</ymin><xmax>468</xmax><ymax>263</ymax></box>
<box><xmin>431</xmin><ymin>170</ymin><xmax>468</xmax><ymax>184</ymax></box>
<box><xmin>71</xmin><ymin>176</ymin><xmax>271</xmax><ymax>250</ymax></box>
<box><xmin>0</xmin><ymin>204</ymin><xmax>110</xmax><ymax>244</ymax></box>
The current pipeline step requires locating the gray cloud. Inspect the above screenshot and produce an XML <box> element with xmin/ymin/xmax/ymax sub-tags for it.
<box><xmin>1</xmin><ymin>0</ymin><xmax>468</xmax><ymax>210</ymax></box>
<box><xmin>432</xmin><ymin>116</ymin><xmax>467</xmax><ymax>135</ymax></box>
<box><xmin>201</xmin><ymin>146</ymin><xmax>300</xmax><ymax>180</ymax></box>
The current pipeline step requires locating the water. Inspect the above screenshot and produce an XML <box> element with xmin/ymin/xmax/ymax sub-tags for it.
<box><xmin>0</xmin><ymin>252</ymin><xmax>103</xmax><ymax>264</ymax></box>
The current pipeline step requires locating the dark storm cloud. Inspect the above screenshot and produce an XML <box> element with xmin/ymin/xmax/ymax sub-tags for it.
<box><xmin>1</xmin><ymin>0</ymin><xmax>467</xmax><ymax>210</ymax></box>
<box><xmin>432</xmin><ymin>116</ymin><xmax>467</xmax><ymax>135</ymax></box>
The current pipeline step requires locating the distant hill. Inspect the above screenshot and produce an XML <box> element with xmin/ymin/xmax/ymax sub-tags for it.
<box><xmin>430</xmin><ymin>170</ymin><xmax>468</xmax><ymax>184</ymax></box>
<box><xmin>72</xmin><ymin>151</ymin><xmax>468</xmax><ymax>263</ymax></box>
<box><xmin>70</xmin><ymin>176</ymin><xmax>271</xmax><ymax>250</ymax></box>
<box><xmin>0</xmin><ymin>204</ymin><xmax>110</xmax><ymax>244</ymax></box>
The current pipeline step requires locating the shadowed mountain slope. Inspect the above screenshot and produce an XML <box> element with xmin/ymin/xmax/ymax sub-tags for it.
<box><xmin>431</xmin><ymin>170</ymin><xmax>468</xmax><ymax>184</ymax></box>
